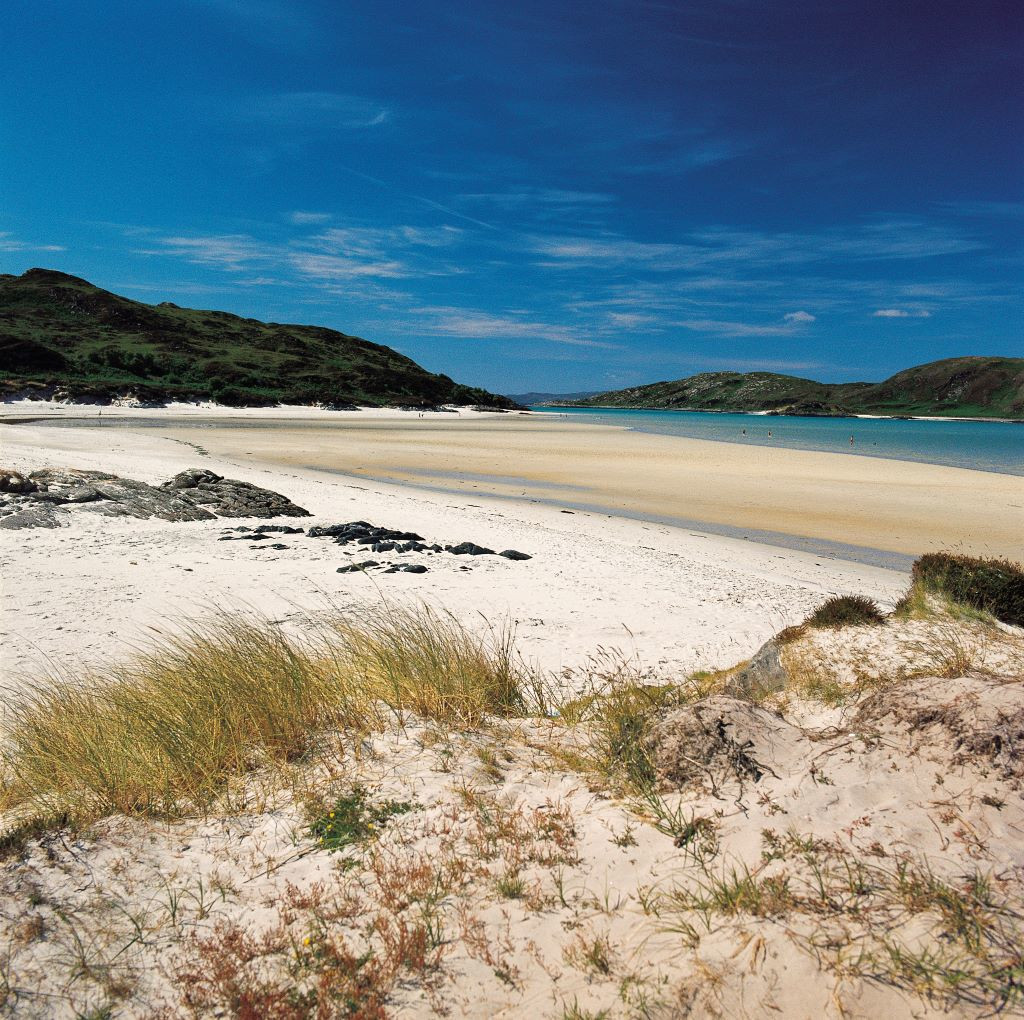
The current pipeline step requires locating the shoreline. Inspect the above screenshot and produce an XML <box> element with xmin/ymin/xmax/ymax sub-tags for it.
<box><xmin>308</xmin><ymin>463</ymin><xmax>918</xmax><ymax>572</ymax></box>
<box><xmin>540</xmin><ymin>402</ymin><xmax>1024</xmax><ymax>424</ymax></box>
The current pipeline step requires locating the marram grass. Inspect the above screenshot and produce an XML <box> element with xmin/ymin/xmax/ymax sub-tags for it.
<box><xmin>0</xmin><ymin>606</ymin><xmax>532</xmax><ymax>825</ymax></box>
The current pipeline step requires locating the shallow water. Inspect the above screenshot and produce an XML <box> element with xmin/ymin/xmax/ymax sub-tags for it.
<box><xmin>532</xmin><ymin>406</ymin><xmax>1024</xmax><ymax>476</ymax></box>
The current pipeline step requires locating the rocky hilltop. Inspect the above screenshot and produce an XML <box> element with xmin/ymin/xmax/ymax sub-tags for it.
<box><xmin>0</xmin><ymin>268</ymin><xmax>520</xmax><ymax>409</ymax></box>
<box><xmin>568</xmin><ymin>356</ymin><xmax>1024</xmax><ymax>419</ymax></box>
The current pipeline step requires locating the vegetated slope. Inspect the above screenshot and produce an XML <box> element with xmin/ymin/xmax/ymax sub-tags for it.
<box><xmin>572</xmin><ymin>357</ymin><xmax>1024</xmax><ymax>419</ymax></box>
<box><xmin>0</xmin><ymin>268</ymin><xmax>519</xmax><ymax>408</ymax></box>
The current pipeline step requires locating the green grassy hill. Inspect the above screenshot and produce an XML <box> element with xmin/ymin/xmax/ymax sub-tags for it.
<box><xmin>569</xmin><ymin>358</ymin><xmax>1024</xmax><ymax>419</ymax></box>
<box><xmin>0</xmin><ymin>268</ymin><xmax>519</xmax><ymax>409</ymax></box>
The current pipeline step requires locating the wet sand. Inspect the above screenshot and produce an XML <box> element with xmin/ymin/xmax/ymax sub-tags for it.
<box><xmin>131</xmin><ymin>413</ymin><xmax>1024</xmax><ymax>561</ymax></box>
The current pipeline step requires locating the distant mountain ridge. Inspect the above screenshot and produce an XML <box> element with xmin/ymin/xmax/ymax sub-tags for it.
<box><xmin>0</xmin><ymin>268</ymin><xmax>519</xmax><ymax>409</ymax></box>
<box><xmin>504</xmin><ymin>390</ymin><xmax>601</xmax><ymax>404</ymax></box>
<box><xmin>566</xmin><ymin>358</ymin><xmax>1024</xmax><ymax>420</ymax></box>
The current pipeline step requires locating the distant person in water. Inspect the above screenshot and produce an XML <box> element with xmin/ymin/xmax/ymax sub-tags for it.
<box><xmin>767</xmin><ymin>430</ymin><xmax>772</xmax><ymax>438</ymax></box>
<box><xmin>850</xmin><ymin>435</ymin><xmax>855</xmax><ymax>446</ymax></box>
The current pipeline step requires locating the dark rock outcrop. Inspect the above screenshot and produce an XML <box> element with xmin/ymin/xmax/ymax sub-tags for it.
<box><xmin>161</xmin><ymin>469</ymin><xmax>309</xmax><ymax>519</ymax></box>
<box><xmin>0</xmin><ymin>466</ymin><xmax>309</xmax><ymax>528</ymax></box>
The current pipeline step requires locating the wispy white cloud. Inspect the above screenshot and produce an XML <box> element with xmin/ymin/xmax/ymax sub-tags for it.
<box><xmin>675</xmin><ymin>318</ymin><xmax>803</xmax><ymax>337</ymax></box>
<box><xmin>137</xmin><ymin>223</ymin><xmax>468</xmax><ymax>283</ymax></box>
<box><xmin>137</xmin><ymin>234</ymin><xmax>275</xmax><ymax>271</ymax></box>
<box><xmin>409</xmin><ymin>305</ymin><xmax>620</xmax><ymax>348</ymax></box>
<box><xmin>287</xmin><ymin>252</ymin><xmax>408</xmax><ymax>280</ymax></box>
<box><xmin>605</xmin><ymin>312</ymin><xmax>660</xmax><ymax>328</ymax></box>
<box><xmin>531</xmin><ymin>234</ymin><xmax>692</xmax><ymax>263</ymax></box>
<box><xmin>305</xmin><ymin>225</ymin><xmax>462</xmax><ymax>257</ymax></box>
<box><xmin>783</xmin><ymin>310</ymin><xmax>816</xmax><ymax>323</ymax></box>
<box><xmin>254</xmin><ymin>92</ymin><xmax>390</xmax><ymax>129</ymax></box>
<box><xmin>527</xmin><ymin>218</ymin><xmax>982</xmax><ymax>275</ymax></box>
<box><xmin>459</xmin><ymin>188</ymin><xmax>616</xmax><ymax>208</ymax></box>
<box><xmin>288</xmin><ymin>211</ymin><xmax>332</xmax><ymax>225</ymax></box>
<box><xmin>938</xmin><ymin>200</ymin><xmax>1024</xmax><ymax>219</ymax></box>
<box><xmin>0</xmin><ymin>231</ymin><xmax>65</xmax><ymax>253</ymax></box>
<box><xmin>872</xmin><ymin>308</ymin><xmax>932</xmax><ymax>318</ymax></box>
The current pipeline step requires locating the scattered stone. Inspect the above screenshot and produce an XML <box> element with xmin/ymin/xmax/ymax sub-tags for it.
<box><xmin>32</xmin><ymin>469</ymin><xmax>213</xmax><ymax>522</ymax></box>
<box><xmin>308</xmin><ymin>521</ymin><xmax>425</xmax><ymax>547</ymax></box>
<box><xmin>252</xmin><ymin>524</ymin><xmax>305</xmax><ymax>534</ymax></box>
<box><xmin>253</xmin><ymin>543</ymin><xmax>289</xmax><ymax>551</ymax></box>
<box><xmin>307</xmin><ymin>521</ymin><xmax>528</xmax><ymax>567</ymax></box>
<box><xmin>336</xmin><ymin>560</ymin><xmax>380</xmax><ymax>573</ymax></box>
<box><xmin>722</xmin><ymin>638</ymin><xmax>790</xmax><ymax>700</ymax></box>
<box><xmin>446</xmin><ymin>542</ymin><xmax>494</xmax><ymax>556</ymax></box>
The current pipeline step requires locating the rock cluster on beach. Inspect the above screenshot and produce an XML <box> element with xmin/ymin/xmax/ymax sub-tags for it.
<box><xmin>0</xmin><ymin>465</ymin><xmax>310</xmax><ymax>529</ymax></box>
<box><xmin>305</xmin><ymin>519</ymin><xmax>531</xmax><ymax>575</ymax></box>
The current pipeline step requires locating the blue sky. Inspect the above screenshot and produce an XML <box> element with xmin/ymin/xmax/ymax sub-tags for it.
<box><xmin>2</xmin><ymin>0</ymin><xmax>1021</xmax><ymax>394</ymax></box>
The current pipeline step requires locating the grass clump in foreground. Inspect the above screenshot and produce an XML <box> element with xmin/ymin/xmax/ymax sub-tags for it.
<box><xmin>805</xmin><ymin>594</ymin><xmax>886</xmax><ymax>630</ymax></box>
<box><xmin>909</xmin><ymin>552</ymin><xmax>1024</xmax><ymax>627</ymax></box>
<box><xmin>0</xmin><ymin>606</ymin><xmax>531</xmax><ymax>827</ymax></box>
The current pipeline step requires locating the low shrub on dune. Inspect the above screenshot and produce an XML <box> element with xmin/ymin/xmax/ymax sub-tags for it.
<box><xmin>910</xmin><ymin>552</ymin><xmax>1024</xmax><ymax>627</ymax></box>
<box><xmin>805</xmin><ymin>594</ymin><xmax>886</xmax><ymax>630</ymax></box>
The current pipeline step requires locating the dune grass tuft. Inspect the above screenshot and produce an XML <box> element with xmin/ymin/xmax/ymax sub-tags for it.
<box><xmin>0</xmin><ymin>607</ymin><xmax>533</xmax><ymax>827</ymax></box>
<box><xmin>326</xmin><ymin>606</ymin><xmax>528</xmax><ymax>725</ymax></box>
<box><xmin>805</xmin><ymin>594</ymin><xmax>886</xmax><ymax>630</ymax></box>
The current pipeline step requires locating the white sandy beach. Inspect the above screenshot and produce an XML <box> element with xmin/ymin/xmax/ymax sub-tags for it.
<box><xmin>1</xmin><ymin>407</ymin><xmax>1023</xmax><ymax>1018</ymax></box>
<box><xmin>0</xmin><ymin>407</ymin><xmax>907</xmax><ymax>689</ymax></box>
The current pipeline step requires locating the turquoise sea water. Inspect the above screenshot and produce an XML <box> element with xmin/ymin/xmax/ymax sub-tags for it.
<box><xmin>531</xmin><ymin>406</ymin><xmax>1024</xmax><ymax>477</ymax></box>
